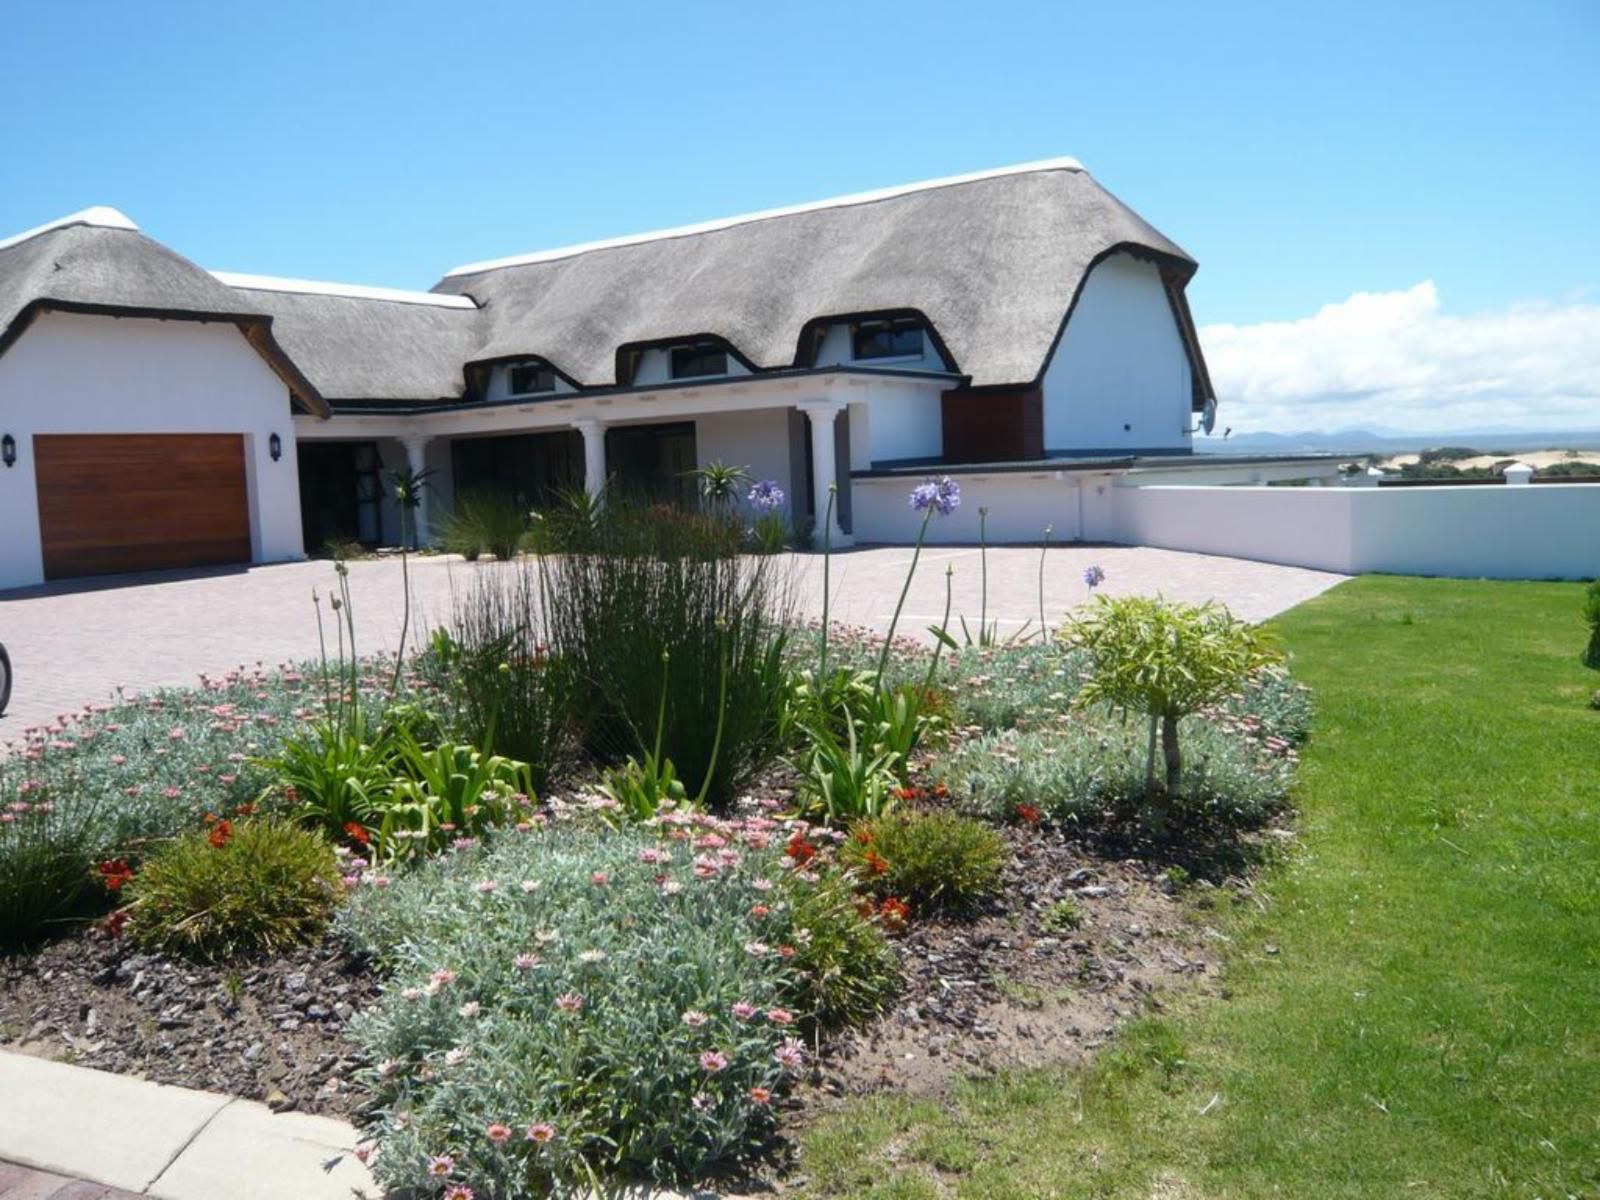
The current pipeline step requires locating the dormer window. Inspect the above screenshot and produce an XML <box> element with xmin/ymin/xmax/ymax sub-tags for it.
<box><xmin>852</xmin><ymin>318</ymin><xmax>924</xmax><ymax>361</ymax></box>
<box><xmin>508</xmin><ymin>362</ymin><xmax>556</xmax><ymax>395</ymax></box>
<box><xmin>669</xmin><ymin>342</ymin><xmax>727</xmax><ymax>380</ymax></box>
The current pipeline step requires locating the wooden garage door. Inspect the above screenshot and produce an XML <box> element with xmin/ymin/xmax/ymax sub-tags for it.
<box><xmin>36</xmin><ymin>434</ymin><xmax>252</xmax><ymax>580</ymax></box>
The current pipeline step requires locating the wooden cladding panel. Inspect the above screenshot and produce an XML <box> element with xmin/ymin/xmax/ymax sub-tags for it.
<box><xmin>939</xmin><ymin>387</ymin><xmax>1043</xmax><ymax>464</ymax></box>
<box><xmin>35</xmin><ymin>434</ymin><xmax>252</xmax><ymax>580</ymax></box>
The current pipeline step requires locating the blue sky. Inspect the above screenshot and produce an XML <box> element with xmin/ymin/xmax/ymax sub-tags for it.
<box><xmin>2</xmin><ymin>0</ymin><xmax>1596</xmax><ymax>432</ymax></box>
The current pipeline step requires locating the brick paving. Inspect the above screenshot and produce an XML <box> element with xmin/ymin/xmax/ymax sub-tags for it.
<box><xmin>0</xmin><ymin>547</ymin><xmax>1345</xmax><ymax>739</ymax></box>
<box><xmin>0</xmin><ymin>1161</ymin><xmax>141</xmax><ymax>1199</ymax></box>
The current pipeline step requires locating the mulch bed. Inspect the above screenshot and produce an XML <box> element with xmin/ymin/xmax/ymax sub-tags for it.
<box><xmin>806</xmin><ymin>820</ymin><xmax>1235</xmax><ymax>1104</ymax></box>
<box><xmin>0</xmin><ymin>931</ymin><xmax>376</xmax><ymax>1116</ymax></box>
<box><xmin>0</xmin><ymin>803</ymin><xmax>1270</xmax><ymax>1136</ymax></box>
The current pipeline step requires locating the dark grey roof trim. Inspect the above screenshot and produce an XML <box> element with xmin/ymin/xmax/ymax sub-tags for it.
<box><xmin>324</xmin><ymin>364</ymin><xmax>967</xmax><ymax>417</ymax></box>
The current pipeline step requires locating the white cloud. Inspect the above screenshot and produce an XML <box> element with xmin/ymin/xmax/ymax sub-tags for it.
<box><xmin>1200</xmin><ymin>282</ymin><xmax>1600</xmax><ymax>433</ymax></box>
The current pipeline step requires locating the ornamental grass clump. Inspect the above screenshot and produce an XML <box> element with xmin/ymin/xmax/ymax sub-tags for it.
<box><xmin>0</xmin><ymin>785</ymin><xmax>103</xmax><ymax>948</ymax></box>
<box><xmin>537</xmin><ymin>500</ymin><xmax>791</xmax><ymax>808</ymax></box>
<box><xmin>338</xmin><ymin>813</ymin><xmax>873</xmax><ymax>1195</ymax></box>
<box><xmin>840</xmin><ymin>810</ymin><xmax>1007</xmax><ymax>915</ymax></box>
<box><xmin>123</xmin><ymin>818</ymin><xmax>341</xmax><ymax>962</ymax></box>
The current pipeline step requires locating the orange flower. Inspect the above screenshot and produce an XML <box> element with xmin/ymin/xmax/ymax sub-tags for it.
<box><xmin>98</xmin><ymin>858</ymin><xmax>134</xmax><ymax>892</ymax></box>
<box><xmin>853</xmin><ymin>828</ymin><xmax>874</xmax><ymax>845</ymax></box>
<box><xmin>863</xmin><ymin>849</ymin><xmax>890</xmax><ymax>876</ymax></box>
<box><xmin>785</xmin><ymin>832</ymin><xmax>817</xmax><ymax>864</ymax></box>
<box><xmin>878</xmin><ymin>896</ymin><xmax>910</xmax><ymax>929</ymax></box>
<box><xmin>235</xmin><ymin>802</ymin><xmax>257</xmax><ymax>817</ymax></box>
<box><xmin>343</xmin><ymin>821</ymin><xmax>371</xmax><ymax>845</ymax></box>
<box><xmin>208</xmin><ymin>819</ymin><xmax>233</xmax><ymax>848</ymax></box>
<box><xmin>1015</xmin><ymin>803</ymin><xmax>1042</xmax><ymax>825</ymax></box>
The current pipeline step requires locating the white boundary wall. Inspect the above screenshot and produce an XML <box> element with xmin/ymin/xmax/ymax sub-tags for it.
<box><xmin>1112</xmin><ymin>484</ymin><xmax>1600</xmax><ymax>580</ymax></box>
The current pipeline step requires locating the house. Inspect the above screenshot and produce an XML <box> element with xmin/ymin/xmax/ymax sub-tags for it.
<box><xmin>0</xmin><ymin>159</ymin><xmax>1343</xmax><ymax>591</ymax></box>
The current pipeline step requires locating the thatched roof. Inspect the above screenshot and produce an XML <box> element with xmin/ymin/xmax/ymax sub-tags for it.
<box><xmin>212</xmin><ymin>275</ymin><xmax>484</xmax><ymax>404</ymax></box>
<box><xmin>435</xmin><ymin>159</ymin><xmax>1208</xmax><ymax>394</ymax></box>
<box><xmin>0</xmin><ymin>209</ymin><xmax>328</xmax><ymax>416</ymax></box>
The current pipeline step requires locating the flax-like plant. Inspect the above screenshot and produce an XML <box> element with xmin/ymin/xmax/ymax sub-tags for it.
<box><xmin>383</xmin><ymin>463</ymin><xmax>435</xmax><ymax>696</ymax></box>
<box><xmin>692</xmin><ymin>460</ymin><xmax>752</xmax><ymax>507</ymax></box>
<box><xmin>1061</xmin><ymin>595</ymin><xmax>1278</xmax><ymax>829</ymax></box>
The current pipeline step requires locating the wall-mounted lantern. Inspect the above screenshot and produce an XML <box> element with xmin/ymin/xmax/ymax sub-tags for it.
<box><xmin>1</xmin><ymin>434</ymin><xmax>15</xmax><ymax>468</ymax></box>
<box><xmin>268</xmin><ymin>432</ymin><xmax>282</xmax><ymax>462</ymax></box>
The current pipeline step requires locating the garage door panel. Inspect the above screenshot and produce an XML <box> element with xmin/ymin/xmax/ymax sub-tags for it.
<box><xmin>36</xmin><ymin>434</ymin><xmax>252</xmax><ymax>580</ymax></box>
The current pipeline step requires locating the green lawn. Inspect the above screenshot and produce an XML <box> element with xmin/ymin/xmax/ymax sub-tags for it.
<box><xmin>799</xmin><ymin>576</ymin><xmax>1600</xmax><ymax>1199</ymax></box>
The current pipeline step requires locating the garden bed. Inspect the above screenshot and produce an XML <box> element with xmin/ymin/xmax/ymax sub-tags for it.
<box><xmin>2</xmin><ymin>497</ymin><xmax>1312</xmax><ymax>1198</ymax></box>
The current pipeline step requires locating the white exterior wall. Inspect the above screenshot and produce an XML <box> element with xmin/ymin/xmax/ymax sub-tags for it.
<box><xmin>0</xmin><ymin>311</ymin><xmax>305</xmax><ymax>590</ymax></box>
<box><xmin>1043</xmin><ymin>252</ymin><xmax>1192</xmax><ymax>455</ymax></box>
<box><xmin>693</xmin><ymin>407</ymin><xmax>796</xmax><ymax>505</ymax></box>
<box><xmin>852</xmin><ymin>471</ymin><xmax>1101</xmax><ymax>544</ymax></box>
<box><xmin>847</xmin><ymin>384</ymin><xmax>945</xmax><ymax>468</ymax></box>
<box><xmin>1112</xmin><ymin>484</ymin><xmax>1600</xmax><ymax>579</ymax></box>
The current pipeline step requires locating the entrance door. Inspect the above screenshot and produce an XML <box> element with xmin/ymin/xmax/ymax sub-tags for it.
<box><xmin>606</xmin><ymin>422</ymin><xmax>698</xmax><ymax>506</ymax></box>
<box><xmin>298</xmin><ymin>441</ymin><xmax>382</xmax><ymax>553</ymax></box>
<box><xmin>35</xmin><ymin>433</ymin><xmax>252</xmax><ymax>580</ymax></box>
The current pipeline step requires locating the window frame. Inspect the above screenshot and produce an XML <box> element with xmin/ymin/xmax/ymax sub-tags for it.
<box><xmin>506</xmin><ymin>361</ymin><xmax>558</xmax><ymax>396</ymax></box>
<box><xmin>668</xmin><ymin>342</ymin><xmax>729</xmax><ymax>380</ymax></box>
<box><xmin>851</xmin><ymin>318</ymin><xmax>926</xmax><ymax>363</ymax></box>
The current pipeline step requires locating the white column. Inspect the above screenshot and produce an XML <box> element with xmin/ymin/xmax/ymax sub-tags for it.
<box><xmin>400</xmin><ymin>435</ymin><xmax>433</xmax><ymax>547</ymax></box>
<box><xmin>799</xmin><ymin>400</ymin><xmax>849</xmax><ymax>545</ymax></box>
<box><xmin>574</xmin><ymin>419</ymin><xmax>607</xmax><ymax>498</ymax></box>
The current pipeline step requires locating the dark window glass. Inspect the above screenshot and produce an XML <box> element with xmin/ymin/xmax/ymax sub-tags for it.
<box><xmin>669</xmin><ymin>344</ymin><xmax>728</xmax><ymax>379</ymax></box>
<box><xmin>508</xmin><ymin>363</ymin><xmax>556</xmax><ymax>394</ymax></box>
<box><xmin>852</xmin><ymin>320</ymin><xmax>924</xmax><ymax>360</ymax></box>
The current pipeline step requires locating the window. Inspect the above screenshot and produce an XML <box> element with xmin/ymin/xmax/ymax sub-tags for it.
<box><xmin>852</xmin><ymin>319</ymin><xmax>924</xmax><ymax>361</ymax></box>
<box><xmin>669</xmin><ymin>343</ymin><xmax>728</xmax><ymax>379</ymax></box>
<box><xmin>508</xmin><ymin>362</ymin><xmax>557</xmax><ymax>395</ymax></box>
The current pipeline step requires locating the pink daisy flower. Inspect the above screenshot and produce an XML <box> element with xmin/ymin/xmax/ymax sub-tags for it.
<box><xmin>526</xmin><ymin>1122</ymin><xmax>556</xmax><ymax>1145</ymax></box>
<box><xmin>555</xmin><ymin>992</ymin><xmax>584</xmax><ymax>1013</ymax></box>
<box><xmin>731</xmin><ymin>1001</ymin><xmax>759</xmax><ymax>1021</ymax></box>
<box><xmin>485</xmin><ymin>1123</ymin><xmax>512</xmax><ymax>1144</ymax></box>
<box><xmin>699</xmin><ymin>1050</ymin><xmax>729</xmax><ymax>1073</ymax></box>
<box><xmin>427</xmin><ymin>1153</ymin><xmax>454</xmax><ymax>1177</ymax></box>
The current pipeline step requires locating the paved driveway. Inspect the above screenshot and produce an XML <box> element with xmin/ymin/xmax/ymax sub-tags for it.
<box><xmin>0</xmin><ymin>547</ymin><xmax>1345</xmax><ymax>738</ymax></box>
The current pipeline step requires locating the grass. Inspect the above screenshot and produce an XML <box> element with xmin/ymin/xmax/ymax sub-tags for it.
<box><xmin>798</xmin><ymin>576</ymin><xmax>1600</xmax><ymax>1199</ymax></box>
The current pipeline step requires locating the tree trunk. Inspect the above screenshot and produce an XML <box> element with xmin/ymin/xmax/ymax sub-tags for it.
<box><xmin>1144</xmin><ymin>713</ymin><xmax>1160</xmax><ymax>798</ymax></box>
<box><xmin>1162</xmin><ymin>712</ymin><xmax>1182</xmax><ymax>797</ymax></box>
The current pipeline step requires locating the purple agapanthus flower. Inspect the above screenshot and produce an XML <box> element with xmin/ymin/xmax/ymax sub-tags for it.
<box><xmin>748</xmin><ymin>480</ymin><xmax>785</xmax><ymax>511</ymax></box>
<box><xmin>909</xmin><ymin>475</ymin><xmax>961</xmax><ymax>516</ymax></box>
<box><xmin>1083</xmin><ymin>565</ymin><xmax>1106</xmax><ymax>589</ymax></box>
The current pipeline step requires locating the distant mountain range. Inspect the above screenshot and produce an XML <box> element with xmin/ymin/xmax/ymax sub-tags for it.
<box><xmin>1195</xmin><ymin>428</ymin><xmax>1600</xmax><ymax>456</ymax></box>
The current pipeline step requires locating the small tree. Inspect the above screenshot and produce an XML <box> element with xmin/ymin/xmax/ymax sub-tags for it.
<box><xmin>1062</xmin><ymin>595</ymin><xmax>1279</xmax><ymax>828</ymax></box>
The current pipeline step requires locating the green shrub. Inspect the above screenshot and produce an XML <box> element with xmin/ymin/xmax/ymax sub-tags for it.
<box><xmin>938</xmin><ymin>715</ymin><xmax>1294</xmax><ymax>832</ymax></box>
<box><xmin>0</xmin><ymin>786</ymin><xmax>103</xmax><ymax>948</ymax></box>
<box><xmin>1582</xmin><ymin>579</ymin><xmax>1600</xmax><ymax>670</ymax></box>
<box><xmin>428</xmin><ymin>571</ymin><xmax>575</xmax><ymax>790</ymax></box>
<box><xmin>376</xmin><ymin>736</ymin><xmax>536</xmax><ymax>860</ymax></box>
<box><xmin>267</xmin><ymin>719</ymin><xmax>398</xmax><ymax>835</ymax></box>
<box><xmin>1061</xmin><ymin>595</ymin><xmax>1279</xmax><ymax>828</ymax></box>
<box><xmin>539</xmin><ymin>501</ymin><xmax>791</xmax><ymax>807</ymax></box>
<box><xmin>440</xmin><ymin>490</ymin><xmax>526</xmax><ymax>561</ymax></box>
<box><xmin>790</xmin><ymin>707</ymin><xmax>901</xmax><ymax>823</ymax></box>
<box><xmin>1041</xmin><ymin>897</ymin><xmax>1084</xmax><ymax>932</ymax></box>
<box><xmin>750</xmin><ymin>509</ymin><xmax>790</xmax><ymax>554</ymax></box>
<box><xmin>124</xmin><ymin>819</ymin><xmax>341</xmax><ymax>961</ymax></box>
<box><xmin>783</xmin><ymin>871</ymin><xmax>900</xmax><ymax>1028</ymax></box>
<box><xmin>840</xmin><ymin>810</ymin><xmax>1007</xmax><ymax>914</ymax></box>
<box><xmin>338</xmin><ymin>816</ymin><xmax>837</xmax><ymax>1195</ymax></box>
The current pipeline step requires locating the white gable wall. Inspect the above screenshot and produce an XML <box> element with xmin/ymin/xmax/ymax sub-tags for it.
<box><xmin>0</xmin><ymin>311</ymin><xmax>305</xmax><ymax>590</ymax></box>
<box><xmin>1042</xmin><ymin>252</ymin><xmax>1192</xmax><ymax>455</ymax></box>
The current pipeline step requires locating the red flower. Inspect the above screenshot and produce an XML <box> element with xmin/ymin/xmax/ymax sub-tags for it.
<box><xmin>236</xmin><ymin>802</ymin><xmax>257</xmax><ymax>817</ymax></box>
<box><xmin>785</xmin><ymin>833</ymin><xmax>817</xmax><ymax>864</ymax></box>
<box><xmin>103</xmin><ymin>908</ymin><xmax>131</xmax><ymax>938</ymax></box>
<box><xmin>1015</xmin><ymin>803</ymin><xmax>1042</xmax><ymax>826</ymax></box>
<box><xmin>343</xmin><ymin>821</ymin><xmax>371</xmax><ymax>845</ymax></box>
<box><xmin>853</xmin><ymin>828</ymin><xmax>874</xmax><ymax>845</ymax></box>
<box><xmin>98</xmin><ymin>858</ymin><xmax>134</xmax><ymax>892</ymax></box>
<box><xmin>863</xmin><ymin>849</ymin><xmax>890</xmax><ymax>876</ymax></box>
<box><xmin>878</xmin><ymin>897</ymin><xmax>910</xmax><ymax>929</ymax></box>
<box><xmin>933</xmin><ymin>782</ymin><xmax>949</xmax><ymax>799</ymax></box>
<box><xmin>208</xmin><ymin>819</ymin><xmax>233</xmax><ymax>849</ymax></box>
